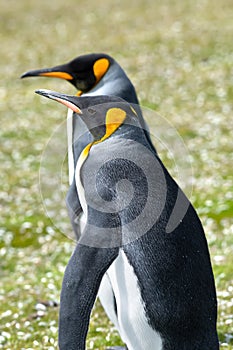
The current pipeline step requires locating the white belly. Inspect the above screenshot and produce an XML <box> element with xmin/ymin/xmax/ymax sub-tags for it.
<box><xmin>75</xmin><ymin>150</ymin><xmax>88</xmax><ymax>219</ymax></box>
<box><xmin>106</xmin><ymin>250</ymin><xmax>163</xmax><ymax>350</ymax></box>
<box><xmin>67</xmin><ymin>108</ymin><xmax>75</xmax><ymax>185</ymax></box>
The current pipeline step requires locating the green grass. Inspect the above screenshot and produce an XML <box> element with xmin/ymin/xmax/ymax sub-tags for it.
<box><xmin>0</xmin><ymin>0</ymin><xmax>233</xmax><ymax>349</ymax></box>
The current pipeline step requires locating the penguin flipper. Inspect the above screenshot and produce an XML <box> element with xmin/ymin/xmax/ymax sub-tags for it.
<box><xmin>59</xmin><ymin>243</ymin><xmax>119</xmax><ymax>350</ymax></box>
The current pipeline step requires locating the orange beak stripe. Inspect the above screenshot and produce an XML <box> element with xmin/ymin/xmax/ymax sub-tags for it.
<box><xmin>52</xmin><ymin>97</ymin><xmax>82</xmax><ymax>114</ymax></box>
<box><xmin>39</xmin><ymin>72</ymin><xmax>73</xmax><ymax>80</ymax></box>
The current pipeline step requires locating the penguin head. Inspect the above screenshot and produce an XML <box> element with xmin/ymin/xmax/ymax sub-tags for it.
<box><xmin>21</xmin><ymin>53</ymin><xmax>113</xmax><ymax>93</ymax></box>
<box><xmin>35</xmin><ymin>89</ymin><xmax>138</xmax><ymax>141</ymax></box>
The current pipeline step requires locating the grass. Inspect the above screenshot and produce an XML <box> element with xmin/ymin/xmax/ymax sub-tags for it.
<box><xmin>0</xmin><ymin>0</ymin><xmax>232</xmax><ymax>348</ymax></box>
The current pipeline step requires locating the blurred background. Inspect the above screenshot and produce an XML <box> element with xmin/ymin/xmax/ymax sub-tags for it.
<box><xmin>0</xmin><ymin>0</ymin><xmax>232</xmax><ymax>348</ymax></box>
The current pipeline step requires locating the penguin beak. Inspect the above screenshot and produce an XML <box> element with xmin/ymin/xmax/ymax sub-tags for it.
<box><xmin>35</xmin><ymin>89</ymin><xmax>82</xmax><ymax>114</ymax></box>
<box><xmin>21</xmin><ymin>66</ymin><xmax>73</xmax><ymax>81</ymax></box>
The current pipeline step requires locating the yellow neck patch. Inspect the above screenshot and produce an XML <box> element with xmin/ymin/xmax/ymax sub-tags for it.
<box><xmin>82</xmin><ymin>142</ymin><xmax>93</xmax><ymax>158</ymax></box>
<box><xmin>78</xmin><ymin>107</ymin><xmax>126</xmax><ymax>163</ymax></box>
<box><xmin>77</xmin><ymin>142</ymin><xmax>94</xmax><ymax>173</ymax></box>
<box><xmin>39</xmin><ymin>71</ymin><xmax>73</xmax><ymax>80</ymax></box>
<box><xmin>76</xmin><ymin>90</ymin><xmax>83</xmax><ymax>96</ymax></box>
<box><xmin>93</xmin><ymin>58</ymin><xmax>110</xmax><ymax>84</ymax></box>
<box><xmin>101</xmin><ymin>107</ymin><xmax>126</xmax><ymax>142</ymax></box>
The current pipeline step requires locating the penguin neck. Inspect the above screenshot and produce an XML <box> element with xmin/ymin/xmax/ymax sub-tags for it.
<box><xmin>76</xmin><ymin>118</ymin><xmax>124</xmax><ymax>171</ymax></box>
<box><xmin>83</xmin><ymin>62</ymin><xmax>139</xmax><ymax>104</ymax></box>
<box><xmin>77</xmin><ymin>115</ymin><xmax>150</xmax><ymax>170</ymax></box>
<box><xmin>113</xmin><ymin>121</ymin><xmax>151</xmax><ymax>148</ymax></box>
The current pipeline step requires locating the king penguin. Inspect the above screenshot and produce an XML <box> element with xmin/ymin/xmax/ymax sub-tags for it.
<box><xmin>35</xmin><ymin>89</ymin><xmax>219</xmax><ymax>350</ymax></box>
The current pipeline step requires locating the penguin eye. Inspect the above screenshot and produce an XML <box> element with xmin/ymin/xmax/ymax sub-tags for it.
<box><xmin>87</xmin><ymin>108</ymin><xmax>96</xmax><ymax>115</ymax></box>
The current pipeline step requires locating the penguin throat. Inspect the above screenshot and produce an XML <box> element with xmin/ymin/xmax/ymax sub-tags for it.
<box><xmin>94</xmin><ymin>107</ymin><xmax>127</xmax><ymax>144</ymax></box>
<box><xmin>104</xmin><ymin>107</ymin><xmax>126</xmax><ymax>137</ymax></box>
<box><xmin>80</xmin><ymin>121</ymin><xmax>120</xmax><ymax>160</ymax></box>
<box><xmin>78</xmin><ymin>108</ymin><xmax>126</xmax><ymax>167</ymax></box>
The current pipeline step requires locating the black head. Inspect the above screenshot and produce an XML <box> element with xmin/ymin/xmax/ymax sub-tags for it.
<box><xmin>21</xmin><ymin>53</ymin><xmax>113</xmax><ymax>93</ymax></box>
<box><xmin>35</xmin><ymin>89</ymin><xmax>138</xmax><ymax>141</ymax></box>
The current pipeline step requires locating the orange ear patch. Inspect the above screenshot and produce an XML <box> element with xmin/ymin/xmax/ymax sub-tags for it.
<box><xmin>39</xmin><ymin>71</ymin><xmax>73</xmax><ymax>80</ymax></box>
<box><xmin>93</xmin><ymin>58</ymin><xmax>110</xmax><ymax>83</ymax></box>
<box><xmin>103</xmin><ymin>108</ymin><xmax>126</xmax><ymax>140</ymax></box>
<box><xmin>80</xmin><ymin>108</ymin><xmax>126</xmax><ymax>164</ymax></box>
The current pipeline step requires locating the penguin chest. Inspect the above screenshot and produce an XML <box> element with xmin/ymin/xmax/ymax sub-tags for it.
<box><xmin>108</xmin><ymin>250</ymin><xmax>163</xmax><ymax>350</ymax></box>
<box><xmin>75</xmin><ymin>149</ymin><xmax>88</xmax><ymax>220</ymax></box>
<box><xmin>67</xmin><ymin>108</ymin><xmax>75</xmax><ymax>185</ymax></box>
